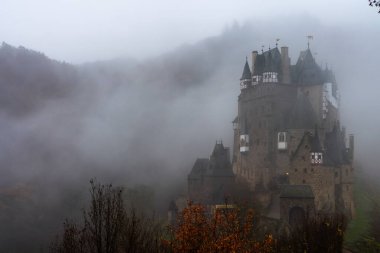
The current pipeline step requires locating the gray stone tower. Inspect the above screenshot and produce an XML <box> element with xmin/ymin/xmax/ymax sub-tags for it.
<box><xmin>187</xmin><ymin>44</ymin><xmax>355</xmax><ymax>221</ymax></box>
<box><xmin>232</xmin><ymin>45</ymin><xmax>354</xmax><ymax>217</ymax></box>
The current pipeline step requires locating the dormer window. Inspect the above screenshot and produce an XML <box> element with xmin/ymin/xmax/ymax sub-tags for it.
<box><xmin>240</xmin><ymin>134</ymin><xmax>250</xmax><ymax>153</ymax></box>
<box><xmin>263</xmin><ymin>72</ymin><xmax>278</xmax><ymax>83</ymax></box>
<box><xmin>252</xmin><ymin>75</ymin><xmax>261</xmax><ymax>84</ymax></box>
<box><xmin>277</xmin><ymin>132</ymin><xmax>287</xmax><ymax>150</ymax></box>
<box><xmin>310</xmin><ymin>152</ymin><xmax>323</xmax><ymax>164</ymax></box>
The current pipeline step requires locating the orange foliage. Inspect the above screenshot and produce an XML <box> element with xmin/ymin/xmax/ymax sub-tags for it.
<box><xmin>163</xmin><ymin>202</ymin><xmax>273</xmax><ymax>253</ymax></box>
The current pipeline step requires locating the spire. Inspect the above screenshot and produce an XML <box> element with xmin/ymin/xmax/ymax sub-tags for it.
<box><xmin>240</xmin><ymin>58</ymin><xmax>252</xmax><ymax>80</ymax></box>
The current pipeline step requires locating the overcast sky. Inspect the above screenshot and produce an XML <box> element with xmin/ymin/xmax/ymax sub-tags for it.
<box><xmin>0</xmin><ymin>0</ymin><xmax>378</xmax><ymax>63</ymax></box>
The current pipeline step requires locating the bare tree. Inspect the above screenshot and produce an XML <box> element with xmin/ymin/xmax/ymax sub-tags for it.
<box><xmin>50</xmin><ymin>220</ymin><xmax>86</xmax><ymax>253</ymax></box>
<box><xmin>50</xmin><ymin>180</ymin><xmax>165</xmax><ymax>253</ymax></box>
<box><xmin>368</xmin><ymin>0</ymin><xmax>380</xmax><ymax>13</ymax></box>
<box><xmin>84</xmin><ymin>180</ymin><xmax>125</xmax><ymax>253</ymax></box>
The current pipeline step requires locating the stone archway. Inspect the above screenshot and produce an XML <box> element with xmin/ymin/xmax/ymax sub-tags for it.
<box><xmin>289</xmin><ymin>206</ymin><xmax>306</xmax><ymax>227</ymax></box>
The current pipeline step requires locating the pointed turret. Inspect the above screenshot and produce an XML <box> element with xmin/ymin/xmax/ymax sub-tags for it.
<box><xmin>208</xmin><ymin>141</ymin><xmax>233</xmax><ymax>175</ymax></box>
<box><xmin>240</xmin><ymin>58</ymin><xmax>252</xmax><ymax>80</ymax></box>
<box><xmin>240</xmin><ymin>58</ymin><xmax>252</xmax><ymax>90</ymax></box>
<box><xmin>294</xmin><ymin>48</ymin><xmax>322</xmax><ymax>85</ymax></box>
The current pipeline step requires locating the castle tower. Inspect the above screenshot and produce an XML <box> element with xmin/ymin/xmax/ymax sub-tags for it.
<box><xmin>240</xmin><ymin>58</ymin><xmax>252</xmax><ymax>90</ymax></box>
<box><xmin>231</xmin><ymin>45</ymin><xmax>354</xmax><ymax>217</ymax></box>
<box><xmin>186</xmin><ymin>43</ymin><xmax>354</xmax><ymax>220</ymax></box>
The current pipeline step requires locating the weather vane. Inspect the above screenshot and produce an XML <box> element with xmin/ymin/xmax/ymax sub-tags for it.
<box><xmin>276</xmin><ymin>38</ymin><xmax>280</xmax><ymax>47</ymax></box>
<box><xmin>261</xmin><ymin>45</ymin><xmax>264</xmax><ymax>53</ymax></box>
<box><xmin>307</xmin><ymin>35</ymin><xmax>313</xmax><ymax>49</ymax></box>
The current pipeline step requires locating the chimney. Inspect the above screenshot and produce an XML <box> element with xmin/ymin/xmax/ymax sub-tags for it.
<box><xmin>281</xmin><ymin>46</ymin><xmax>290</xmax><ymax>84</ymax></box>
<box><xmin>251</xmin><ymin>51</ymin><xmax>258</xmax><ymax>76</ymax></box>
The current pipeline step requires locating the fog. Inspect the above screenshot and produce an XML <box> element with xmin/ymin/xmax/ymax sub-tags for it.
<box><xmin>0</xmin><ymin>3</ymin><xmax>379</xmax><ymax>252</ymax></box>
<box><xmin>1</xmin><ymin>0</ymin><xmax>378</xmax><ymax>63</ymax></box>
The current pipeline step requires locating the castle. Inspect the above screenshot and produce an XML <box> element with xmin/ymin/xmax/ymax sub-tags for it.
<box><xmin>186</xmin><ymin>44</ymin><xmax>355</xmax><ymax>225</ymax></box>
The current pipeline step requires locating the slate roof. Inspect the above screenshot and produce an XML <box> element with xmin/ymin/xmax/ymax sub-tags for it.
<box><xmin>189</xmin><ymin>142</ymin><xmax>235</xmax><ymax>180</ymax></box>
<box><xmin>188</xmin><ymin>158</ymin><xmax>209</xmax><ymax>180</ymax></box>
<box><xmin>253</xmin><ymin>48</ymin><xmax>282</xmax><ymax>75</ymax></box>
<box><xmin>207</xmin><ymin>142</ymin><xmax>234</xmax><ymax>177</ymax></box>
<box><xmin>290</xmin><ymin>132</ymin><xmax>311</xmax><ymax>161</ymax></box>
<box><xmin>240</xmin><ymin>59</ymin><xmax>252</xmax><ymax>80</ymax></box>
<box><xmin>280</xmin><ymin>185</ymin><xmax>314</xmax><ymax>199</ymax></box>
<box><xmin>292</xmin><ymin>48</ymin><xmax>323</xmax><ymax>85</ymax></box>
<box><xmin>291</xmin><ymin>130</ymin><xmax>322</xmax><ymax>161</ymax></box>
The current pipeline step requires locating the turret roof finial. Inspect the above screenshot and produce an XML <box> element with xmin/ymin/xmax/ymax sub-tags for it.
<box><xmin>307</xmin><ymin>35</ymin><xmax>313</xmax><ymax>49</ymax></box>
<box><xmin>276</xmin><ymin>38</ymin><xmax>280</xmax><ymax>47</ymax></box>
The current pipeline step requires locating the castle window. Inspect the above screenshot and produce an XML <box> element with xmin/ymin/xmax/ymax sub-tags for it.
<box><xmin>277</xmin><ymin>132</ymin><xmax>288</xmax><ymax>150</ymax></box>
<box><xmin>304</xmin><ymin>168</ymin><xmax>307</xmax><ymax>173</ymax></box>
<box><xmin>310</xmin><ymin>152</ymin><xmax>323</xmax><ymax>164</ymax></box>
<box><xmin>279</xmin><ymin>133</ymin><xmax>285</xmax><ymax>142</ymax></box>
<box><xmin>252</xmin><ymin>75</ymin><xmax>260</xmax><ymax>84</ymax></box>
<box><xmin>335</xmin><ymin>172</ymin><xmax>338</xmax><ymax>178</ymax></box>
<box><xmin>233</xmin><ymin>121</ymin><xmax>238</xmax><ymax>130</ymax></box>
<box><xmin>240</xmin><ymin>135</ymin><xmax>250</xmax><ymax>153</ymax></box>
<box><xmin>311</xmin><ymin>168</ymin><xmax>314</xmax><ymax>172</ymax></box>
<box><xmin>346</xmin><ymin>185</ymin><xmax>349</xmax><ymax>191</ymax></box>
<box><xmin>346</xmin><ymin>169</ymin><xmax>348</xmax><ymax>176</ymax></box>
<box><xmin>263</xmin><ymin>72</ymin><xmax>278</xmax><ymax>83</ymax></box>
<box><xmin>302</xmin><ymin>179</ymin><xmax>306</xmax><ymax>184</ymax></box>
<box><xmin>240</xmin><ymin>79</ymin><xmax>250</xmax><ymax>90</ymax></box>
<box><xmin>295</xmin><ymin>168</ymin><xmax>298</xmax><ymax>172</ymax></box>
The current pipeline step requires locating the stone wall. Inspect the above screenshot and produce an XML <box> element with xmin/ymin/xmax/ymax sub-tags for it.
<box><xmin>280</xmin><ymin>197</ymin><xmax>315</xmax><ymax>224</ymax></box>
<box><xmin>289</xmin><ymin>144</ymin><xmax>336</xmax><ymax>212</ymax></box>
<box><xmin>234</xmin><ymin>83</ymin><xmax>297</xmax><ymax>191</ymax></box>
